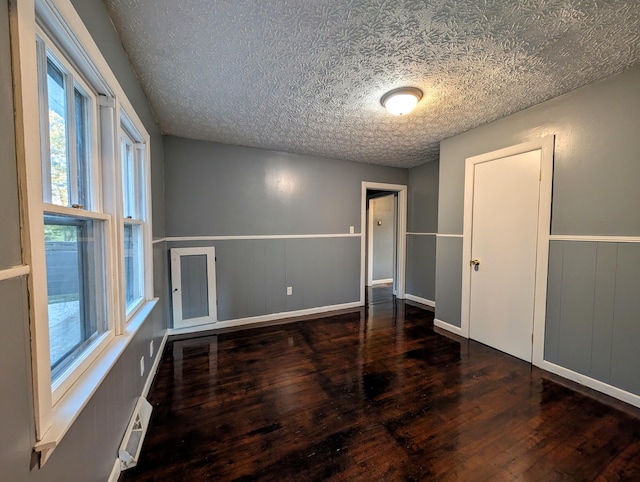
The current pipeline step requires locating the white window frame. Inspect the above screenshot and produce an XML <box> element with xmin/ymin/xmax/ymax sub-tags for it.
<box><xmin>10</xmin><ymin>0</ymin><xmax>155</xmax><ymax>467</ymax></box>
<box><xmin>36</xmin><ymin>25</ymin><xmax>116</xmax><ymax>404</ymax></box>
<box><xmin>120</xmin><ymin>110</ymin><xmax>153</xmax><ymax>320</ymax></box>
<box><xmin>36</xmin><ymin>36</ymin><xmax>100</xmax><ymax>210</ymax></box>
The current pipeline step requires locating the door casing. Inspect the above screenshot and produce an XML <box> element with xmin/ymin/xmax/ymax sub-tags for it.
<box><xmin>171</xmin><ymin>247</ymin><xmax>217</xmax><ymax>329</ymax></box>
<box><xmin>460</xmin><ymin>136</ymin><xmax>554</xmax><ymax>366</ymax></box>
<box><xmin>361</xmin><ymin>182</ymin><xmax>407</xmax><ymax>303</ymax></box>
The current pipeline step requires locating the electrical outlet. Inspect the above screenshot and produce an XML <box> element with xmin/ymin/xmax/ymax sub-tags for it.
<box><xmin>140</xmin><ymin>356</ymin><xmax>145</xmax><ymax>377</ymax></box>
<box><xmin>349</xmin><ymin>226</ymin><xmax>354</xmax><ymax>234</ymax></box>
<box><xmin>149</xmin><ymin>340</ymin><xmax>154</xmax><ymax>358</ymax></box>
<box><xmin>286</xmin><ymin>286</ymin><xmax>293</xmax><ymax>296</ymax></box>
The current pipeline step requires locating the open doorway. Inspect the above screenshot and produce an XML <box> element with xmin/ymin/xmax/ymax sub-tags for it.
<box><xmin>361</xmin><ymin>182</ymin><xmax>407</xmax><ymax>303</ymax></box>
<box><xmin>367</xmin><ymin>191</ymin><xmax>396</xmax><ymax>287</ymax></box>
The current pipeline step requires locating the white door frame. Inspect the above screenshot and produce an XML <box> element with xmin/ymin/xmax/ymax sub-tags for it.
<box><xmin>460</xmin><ymin>136</ymin><xmax>554</xmax><ymax>366</ymax></box>
<box><xmin>367</xmin><ymin>203</ymin><xmax>374</xmax><ymax>286</ymax></box>
<box><xmin>171</xmin><ymin>247</ymin><xmax>217</xmax><ymax>329</ymax></box>
<box><xmin>361</xmin><ymin>182</ymin><xmax>407</xmax><ymax>303</ymax></box>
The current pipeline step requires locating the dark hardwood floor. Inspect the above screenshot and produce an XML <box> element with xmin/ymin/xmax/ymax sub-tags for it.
<box><xmin>122</xmin><ymin>284</ymin><xmax>640</xmax><ymax>481</ymax></box>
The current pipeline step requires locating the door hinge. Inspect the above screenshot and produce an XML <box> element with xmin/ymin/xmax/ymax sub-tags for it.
<box><xmin>531</xmin><ymin>333</ymin><xmax>534</xmax><ymax>343</ymax></box>
<box><xmin>539</xmin><ymin>170</ymin><xmax>542</xmax><ymax>181</ymax></box>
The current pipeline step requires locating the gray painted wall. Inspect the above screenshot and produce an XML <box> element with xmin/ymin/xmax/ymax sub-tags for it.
<box><xmin>439</xmin><ymin>67</ymin><xmax>640</xmax><ymax>237</ymax></box>
<box><xmin>406</xmin><ymin>160</ymin><xmax>438</xmax><ymax>302</ymax></box>
<box><xmin>0</xmin><ymin>4</ymin><xmax>34</xmax><ymax>479</ymax></box>
<box><xmin>545</xmin><ymin>241</ymin><xmax>640</xmax><ymax>395</ymax></box>
<box><xmin>164</xmin><ymin>136</ymin><xmax>408</xmax><ymax>324</ymax></box>
<box><xmin>408</xmin><ymin>161</ymin><xmax>439</xmax><ymax>234</ymax></box>
<box><xmin>0</xmin><ymin>1</ymin><xmax>168</xmax><ymax>480</ymax></box>
<box><xmin>406</xmin><ymin>235</ymin><xmax>436</xmax><ymax>303</ymax></box>
<box><xmin>371</xmin><ymin>194</ymin><xmax>394</xmax><ymax>281</ymax></box>
<box><xmin>434</xmin><ymin>236</ymin><xmax>462</xmax><ymax>323</ymax></box>
<box><xmin>168</xmin><ymin>237</ymin><xmax>360</xmax><ymax>321</ymax></box>
<box><xmin>0</xmin><ymin>0</ymin><xmax>21</xmax><ymax>269</ymax></box>
<box><xmin>164</xmin><ymin>136</ymin><xmax>407</xmax><ymax>237</ymax></box>
<box><xmin>436</xmin><ymin>66</ymin><xmax>640</xmax><ymax>397</ymax></box>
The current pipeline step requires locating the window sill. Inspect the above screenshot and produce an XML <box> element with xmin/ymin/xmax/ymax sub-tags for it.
<box><xmin>34</xmin><ymin>297</ymin><xmax>159</xmax><ymax>467</ymax></box>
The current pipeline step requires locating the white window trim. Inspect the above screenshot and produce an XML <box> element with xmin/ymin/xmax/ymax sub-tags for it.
<box><xmin>10</xmin><ymin>0</ymin><xmax>154</xmax><ymax>466</ymax></box>
<box><xmin>120</xmin><ymin>113</ymin><xmax>153</xmax><ymax>320</ymax></box>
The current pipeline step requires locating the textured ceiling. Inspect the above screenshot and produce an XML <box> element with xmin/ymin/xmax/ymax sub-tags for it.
<box><xmin>103</xmin><ymin>0</ymin><xmax>640</xmax><ymax>168</ymax></box>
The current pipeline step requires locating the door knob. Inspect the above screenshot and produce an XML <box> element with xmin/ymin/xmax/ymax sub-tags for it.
<box><xmin>470</xmin><ymin>259</ymin><xmax>480</xmax><ymax>267</ymax></box>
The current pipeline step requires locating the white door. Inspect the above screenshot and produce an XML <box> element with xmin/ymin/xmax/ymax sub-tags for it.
<box><xmin>171</xmin><ymin>247</ymin><xmax>217</xmax><ymax>329</ymax></box>
<box><xmin>468</xmin><ymin>149</ymin><xmax>541</xmax><ymax>362</ymax></box>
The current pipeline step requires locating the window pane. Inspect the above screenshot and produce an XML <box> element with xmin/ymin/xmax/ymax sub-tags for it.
<box><xmin>43</xmin><ymin>57</ymin><xmax>92</xmax><ymax>209</ymax></box>
<box><xmin>122</xmin><ymin>139</ymin><xmax>136</xmax><ymax>218</ymax></box>
<box><xmin>74</xmin><ymin>88</ymin><xmax>88</xmax><ymax>208</ymax></box>
<box><xmin>45</xmin><ymin>215</ymin><xmax>107</xmax><ymax>380</ymax></box>
<box><xmin>124</xmin><ymin>223</ymin><xmax>143</xmax><ymax>311</ymax></box>
<box><xmin>47</xmin><ymin>59</ymin><xmax>69</xmax><ymax>206</ymax></box>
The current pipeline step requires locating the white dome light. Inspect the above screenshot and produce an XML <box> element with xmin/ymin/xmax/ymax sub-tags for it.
<box><xmin>381</xmin><ymin>87</ymin><xmax>423</xmax><ymax>116</ymax></box>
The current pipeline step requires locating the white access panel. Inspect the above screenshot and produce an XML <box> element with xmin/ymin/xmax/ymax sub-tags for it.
<box><xmin>171</xmin><ymin>247</ymin><xmax>217</xmax><ymax>328</ymax></box>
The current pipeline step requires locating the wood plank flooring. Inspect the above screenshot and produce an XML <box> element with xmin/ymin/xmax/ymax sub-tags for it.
<box><xmin>122</xmin><ymin>285</ymin><xmax>640</xmax><ymax>481</ymax></box>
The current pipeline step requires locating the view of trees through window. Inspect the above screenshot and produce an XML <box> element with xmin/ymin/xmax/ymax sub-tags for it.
<box><xmin>47</xmin><ymin>59</ymin><xmax>70</xmax><ymax>206</ymax></box>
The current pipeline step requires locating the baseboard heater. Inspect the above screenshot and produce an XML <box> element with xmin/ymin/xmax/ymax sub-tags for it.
<box><xmin>119</xmin><ymin>397</ymin><xmax>153</xmax><ymax>471</ymax></box>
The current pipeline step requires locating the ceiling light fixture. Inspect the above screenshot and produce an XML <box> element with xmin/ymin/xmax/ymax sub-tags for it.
<box><xmin>381</xmin><ymin>87</ymin><xmax>423</xmax><ymax>116</ymax></box>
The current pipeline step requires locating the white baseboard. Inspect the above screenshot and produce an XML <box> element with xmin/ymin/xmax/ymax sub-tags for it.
<box><xmin>434</xmin><ymin>318</ymin><xmax>465</xmax><ymax>336</ymax></box>
<box><xmin>142</xmin><ymin>330</ymin><xmax>168</xmax><ymax>398</ymax></box>
<box><xmin>405</xmin><ymin>294</ymin><xmax>435</xmax><ymax>308</ymax></box>
<box><xmin>371</xmin><ymin>278</ymin><xmax>393</xmax><ymax>286</ymax></box>
<box><xmin>108</xmin><ymin>456</ymin><xmax>120</xmax><ymax>482</ymax></box>
<box><xmin>168</xmin><ymin>301</ymin><xmax>362</xmax><ymax>336</ymax></box>
<box><xmin>537</xmin><ymin>360</ymin><xmax>640</xmax><ymax>409</ymax></box>
<box><xmin>429</xmin><ymin>318</ymin><xmax>640</xmax><ymax>410</ymax></box>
